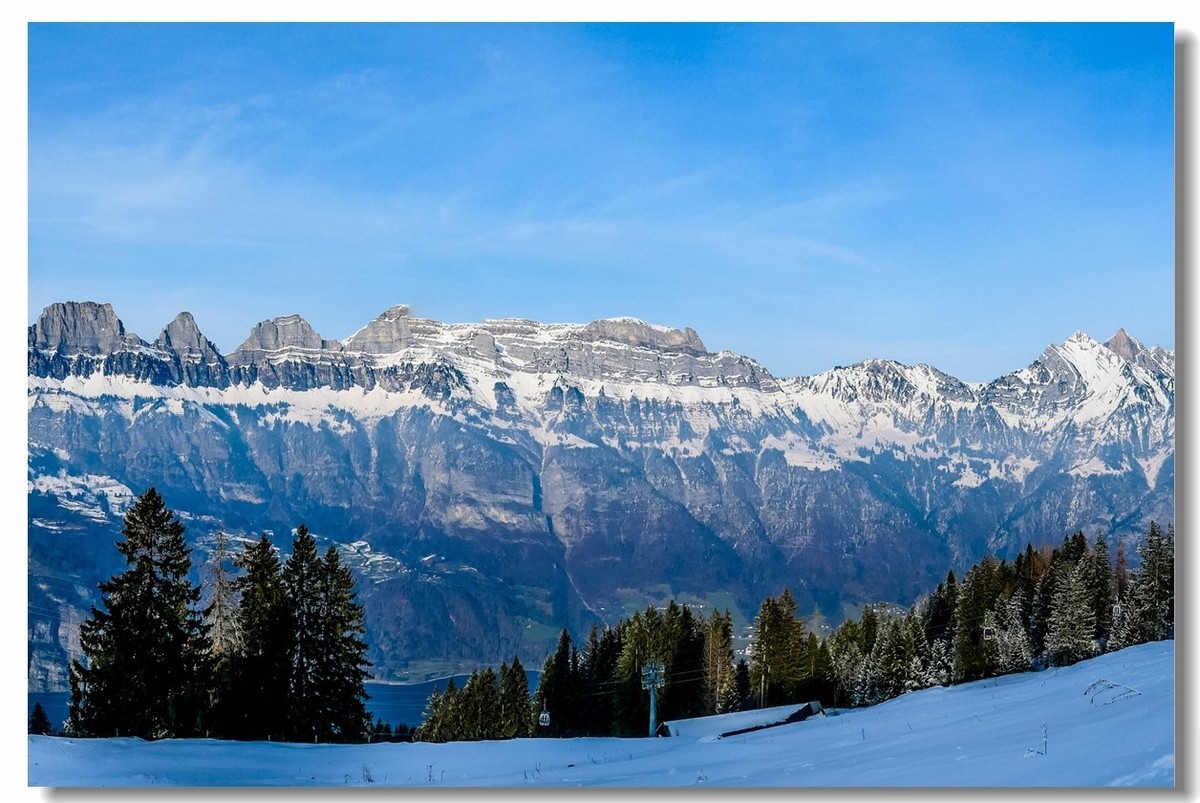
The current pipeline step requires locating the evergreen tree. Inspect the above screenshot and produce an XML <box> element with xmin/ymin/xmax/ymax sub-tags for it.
<box><xmin>702</xmin><ymin>609</ymin><xmax>736</xmax><ymax>715</ymax></box>
<box><xmin>797</xmin><ymin>632</ymin><xmax>835</xmax><ymax>705</ymax></box>
<box><xmin>414</xmin><ymin>679</ymin><xmax>452</xmax><ymax>743</ymax></box>
<box><xmin>1045</xmin><ymin>561</ymin><xmax>1097</xmax><ymax>667</ymax></box>
<box><xmin>988</xmin><ymin>590</ymin><xmax>1032</xmax><ymax>675</ymax></box>
<box><xmin>824</xmin><ymin>618</ymin><xmax>865</xmax><ymax>707</ymax></box>
<box><xmin>1114</xmin><ymin>539</ymin><xmax>1130</xmax><ymax>601</ymax></box>
<box><xmin>749</xmin><ymin>590</ymin><xmax>807</xmax><ymax>708</ymax></box>
<box><xmin>313</xmin><ymin>545</ymin><xmax>371</xmax><ymax>742</ymax></box>
<box><xmin>29</xmin><ymin>702</ymin><xmax>53</xmax><ymax>736</ymax></box>
<box><xmin>498</xmin><ymin>657</ymin><xmax>532</xmax><ymax>739</ymax></box>
<box><xmin>925</xmin><ymin>571</ymin><xmax>958</xmax><ymax>646</ymax></box>
<box><xmin>660</xmin><ymin>603</ymin><xmax>706</xmax><ymax>722</ymax></box>
<box><xmin>1083</xmin><ymin>534</ymin><xmax>1116</xmax><ymax>647</ymax></box>
<box><xmin>926</xmin><ymin>639</ymin><xmax>953</xmax><ymax>687</ymax></box>
<box><xmin>281</xmin><ymin>524</ymin><xmax>324</xmax><ymax>741</ymax></box>
<box><xmin>733</xmin><ymin>659</ymin><xmax>751</xmax><ymax>711</ymax></box>
<box><xmin>579</xmin><ymin>624</ymin><xmax>621</xmax><ymax>735</ymax></box>
<box><xmin>203</xmin><ymin>529</ymin><xmax>242</xmax><ymax>660</ymax></box>
<box><xmin>201</xmin><ymin>528</ymin><xmax>241</xmax><ymax>737</ymax></box>
<box><xmin>1112</xmin><ymin>522</ymin><xmax>1175</xmax><ymax>648</ymax></box>
<box><xmin>69</xmin><ymin>488</ymin><xmax>209</xmax><ymax>739</ymax></box>
<box><xmin>460</xmin><ymin>668</ymin><xmax>501</xmax><ymax>740</ymax></box>
<box><xmin>533</xmin><ymin>629</ymin><xmax>580</xmax><ymax>736</ymax></box>
<box><xmin>221</xmin><ymin>533</ymin><xmax>290</xmax><ymax>740</ymax></box>
<box><xmin>951</xmin><ymin>556</ymin><xmax>1006</xmax><ymax>682</ymax></box>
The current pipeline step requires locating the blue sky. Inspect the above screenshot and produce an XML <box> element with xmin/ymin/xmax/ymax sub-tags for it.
<box><xmin>26</xmin><ymin>22</ymin><xmax>1175</xmax><ymax>382</ymax></box>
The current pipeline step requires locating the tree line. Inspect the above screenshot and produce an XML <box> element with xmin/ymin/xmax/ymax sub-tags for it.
<box><xmin>411</xmin><ymin>521</ymin><xmax>1173</xmax><ymax>741</ymax></box>
<box><xmin>65</xmin><ymin>488</ymin><xmax>372</xmax><ymax>742</ymax></box>
<box><xmin>53</xmin><ymin>487</ymin><xmax>1172</xmax><ymax>744</ymax></box>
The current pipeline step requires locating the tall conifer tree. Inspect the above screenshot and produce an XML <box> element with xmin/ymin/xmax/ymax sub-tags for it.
<box><xmin>68</xmin><ymin>488</ymin><xmax>208</xmax><ymax>739</ymax></box>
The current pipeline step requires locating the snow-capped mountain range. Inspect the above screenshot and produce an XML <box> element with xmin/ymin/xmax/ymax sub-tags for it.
<box><xmin>27</xmin><ymin>302</ymin><xmax>1174</xmax><ymax>688</ymax></box>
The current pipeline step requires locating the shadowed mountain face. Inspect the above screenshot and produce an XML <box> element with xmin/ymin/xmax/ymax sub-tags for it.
<box><xmin>28</xmin><ymin>302</ymin><xmax>1174</xmax><ymax>688</ymax></box>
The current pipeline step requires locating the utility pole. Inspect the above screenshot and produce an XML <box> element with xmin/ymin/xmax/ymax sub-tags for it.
<box><xmin>641</xmin><ymin>661</ymin><xmax>665</xmax><ymax>737</ymax></box>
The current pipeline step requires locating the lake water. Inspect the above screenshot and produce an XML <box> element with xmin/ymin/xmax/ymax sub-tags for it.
<box><xmin>29</xmin><ymin>671</ymin><xmax>540</xmax><ymax>735</ymax></box>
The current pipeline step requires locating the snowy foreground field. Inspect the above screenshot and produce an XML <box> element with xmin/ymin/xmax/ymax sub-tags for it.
<box><xmin>28</xmin><ymin>640</ymin><xmax>1174</xmax><ymax>788</ymax></box>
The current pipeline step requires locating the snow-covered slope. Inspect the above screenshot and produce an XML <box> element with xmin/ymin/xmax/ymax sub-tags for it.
<box><xmin>27</xmin><ymin>302</ymin><xmax>1175</xmax><ymax>686</ymax></box>
<box><xmin>27</xmin><ymin>640</ymin><xmax>1174</xmax><ymax>787</ymax></box>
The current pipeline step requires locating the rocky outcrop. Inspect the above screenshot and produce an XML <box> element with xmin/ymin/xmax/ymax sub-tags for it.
<box><xmin>28</xmin><ymin>301</ymin><xmax>141</xmax><ymax>356</ymax></box>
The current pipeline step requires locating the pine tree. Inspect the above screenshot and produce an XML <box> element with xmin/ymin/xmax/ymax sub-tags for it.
<box><xmin>926</xmin><ymin>639</ymin><xmax>953</xmax><ymax>687</ymax></box>
<box><xmin>1045</xmin><ymin>562</ymin><xmax>1097</xmax><ymax>667</ymax></box>
<box><xmin>533</xmin><ymin>629</ymin><xmax>579</xmax><ymax>736</ymax></box>
<box><xmin>824</xmin><ymin>618</ymin><xmax>865</xmax><ymax>707</ymax></box>
<box><xmin>1112</xmin><ymin>521</ymin><xmax>1174</xmax><ymax>648</ymax></box>
<box><xmin>201</xmin><ymin>528</ymin><xmax>241</xmax><ymax>737</ymax></box>
<box><xmin>28</xmin><ymin>702</ymin><xmax>53</xmax><ymax>736</ymax></box>
<box><xmin>314</xmin><ymin>545</ymin><xmax>371</xmax><ymax>742</ymax></box>
<box><xmin>460</xmin><ymin>667</ymin><xmax>500</xmax><ymax>740</ymax></box>
<box><xmin>203</xmin><ymin>529</ymin><xmax>242</xmax><ymax>660</ymax></box>
<box><xmin>952</xmin><ymin>556</ymin><xmax>1006</xmax><ymax>682</ymax></box>
<box><xmin>702</xmin><ymin>609</ymin><xmax>736</xmax><ymax>715</ymax></box>
<box><xmin>988</xmin><ymin>590</ymin><xmax>1032</xmax><ymax>675</ymax></box>
<box><xmin>578</xmin><ymin>625</ymin><xmax>620</xmax><ymax>735</ymax></box>
<box><xmin>660</xmin><ymin>603</ymin><xmax>706</xmax><ymax>722</ymax></box>
<box><xmin>68</xmin><ymin>488</ymin><xmax>209</xmax><ymax>739</ymax></box>
<box><xmin>922</xmin><ymin>571</ymin><xmax>958</xmax><ymax>646</ymax></box>
<box><xmin>221</xmin><ymin>533</ymin><xmax>290</xmax><ymax>740</ymax></box>
<box><xmin>750</xmin><ymin>590</ymin><xmax>807</xmax><ymax>708</ymax></box>
<box><xmin>733</xmin><ymin>659</ymin><xmax>751</xmax><ymax>711</ymax></box>
<box><xmin>1083</xmin><ymin>534</ymin><xmax>1116</xmax><ymax>648</ymax></box>
<box><xmin>1114</xmin><ymin>539</ymin><xmax>1130</xmax><ymax>601</ymax></box>
<box><xmin>414</xmin><ymin>683</ymin><xmax>446</xmax><ymax>742</ymax></box>
<box><xmin>498</xmin><ymin>657</ymin><xmax>532</xmax><ymax>739</ymax></box>
<box><xmin>282</xmin><ymin>524</ymin><xmax>324</xmax><ymax>741</ymax></box>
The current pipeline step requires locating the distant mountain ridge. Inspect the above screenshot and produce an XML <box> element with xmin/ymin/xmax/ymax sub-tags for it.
<box><xmin>28</xmin><ymin>301</ymin><xmax>1174</xmax><ymax>689</ymax></box>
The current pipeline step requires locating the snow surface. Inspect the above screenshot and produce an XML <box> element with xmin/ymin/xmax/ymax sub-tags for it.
<box><xmin>27</xmin><ymin>641</ymin><xmax>1174</xmax><ymax>789</ymax></box>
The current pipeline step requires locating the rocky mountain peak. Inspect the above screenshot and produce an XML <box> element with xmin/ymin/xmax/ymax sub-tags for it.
<box><xmin>341</xmin><ymin>305</ymin><xmax>424</xmax><ymax>354</ymax></box>
<box><xmin>1105</xmin><ymin>328</ymin><xmax>1142</xmax><ymax>359</ymax></box>
<box><xmin>579</xmin><ymin>317</ymin><xmax>707</xmax><ymax>355</ymax></box>
<box><xmin>154</xmin><ymin>312</ymin><xmax>220</xmax><ymax>361</ymax></box>
<box><xmin>29</xmin><ymin>301</ymin><xmax>143</xmax><ymax>356</ymax></box>
<box><xmin>234</xmin><ymin>314</ymin><xmax>332</xmax><ymax>354</ymax></box>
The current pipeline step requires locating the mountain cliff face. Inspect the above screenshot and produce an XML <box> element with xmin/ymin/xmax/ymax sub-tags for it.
<box><xmin>28</xmin><ymin>302</ymin><xmax>1174</xmax><ymax>689</ymax></box>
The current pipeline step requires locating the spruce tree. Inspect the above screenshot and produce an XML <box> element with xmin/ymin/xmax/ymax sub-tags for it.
<box><xmin>414</xmin><ymin>684</ymin><xmax>446</xmax><ymax>742</ymax></box>
<box><xmin>926</xmin><ymin>639</ymin><xmax>953</xmax><ymax>687</ymax></box>
<box><xmin>1045</xmin><ymin>562</ymin><xmax>1097</xmax><ymax>667</ymax></box>
<box><xmin>222</xmin><ymin>533</ymin><xmax>290</xmax><ymax>740</ymax></box>
<box><xmin>988</xmin><ymin>590</ymin><xmax>1032</xmax><ymax>675</ymax></box>
<box><xmin>952</xmin><ymin>556</ymin><xmax>1005</xmax><ymax>682</ymax></box>
<box><xmin>660</xmin><ymin>603</ymin><xmax>706</xmax><ymax>722</ymax></box>
<box><xmin>201</xmin><ymin>528</ymin><xmax>242</xmax><ymax>737</ymax></box>
<box><xmin>314</xmin><ymin>545</ymin><xmax>371</xmax><ymax>742</ymax></box>
<box><xmin>282</xmin><ymin>524</ymin><xmax>324</xmax><ymax>741</ymax></box>
<box><xmin>824</xmin><ymin>618</ymin><xmax>866</xmax><ymax>707</ymax></box>
<box><xmin>750</xmin><ymin>590</ymin><xmax>807</xmax><ymax>708</ymax></box>
<box><xmin>1112</xmin><ymin>522</ymin><xmax>1175</xmax><ymax>648</ymax></box>
<box><xmin>1083</xmin><ymin>534</ymin><xmax>1116</xmax><ymax>647</ymax></box>
<box><xmin>203</xmin><ymin>529</ymin><xmax>242</xmax><ymax>660</ymax></box>
<box><xmin>733</xmin><ymin>659</ymin><xmax>752</xmax><ymax>711</ymax></box>
<box><xmin>499</xmin><ymin>657</ymin><xmax>532</xmax><ymax>738</ymax></box>
<box><xmin>28</xmin><ymin>702</ymin><xmax>53</xmax><ymax>736</ymax></box>
<box><xmin>533</xmin><ymin>629</ymin><xmax>579</xmax><ymax>736</ymax></box>
<box><xmin>68</xmin><ymin>488</ymin><xmax>209</xmax><ymax>739</ymax></box>
<box><xmin>702</xmin><ymin>609</ymin><xmax>736</xmax><ymax>715</ymax></box>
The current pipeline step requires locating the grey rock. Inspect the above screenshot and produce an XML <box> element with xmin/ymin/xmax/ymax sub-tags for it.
<box><xmin>26</xmin><ymin>303</ymin><xmax>1174</xmax><ymax>689</ymax></box>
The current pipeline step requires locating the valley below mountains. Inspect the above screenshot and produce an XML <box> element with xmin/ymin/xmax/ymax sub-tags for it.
<box><xmin>27</xmin><ymin>302</ymin><xmax>1174</xmax><ymax>689</ymax></box>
